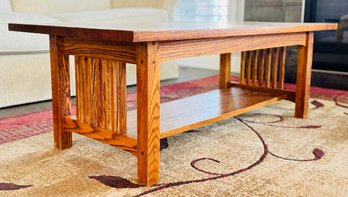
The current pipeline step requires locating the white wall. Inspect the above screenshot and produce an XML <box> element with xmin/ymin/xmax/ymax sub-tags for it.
<box><xmin>177</xmin><ymin>0</ymin><xmax>245</xmax><ymax>73</ymax></box>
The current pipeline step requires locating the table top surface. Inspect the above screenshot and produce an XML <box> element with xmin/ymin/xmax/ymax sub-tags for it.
<box><xmin>9</xmin><ymin>22</ymin><xmax>337</xmax><ymax>42</ymax></box>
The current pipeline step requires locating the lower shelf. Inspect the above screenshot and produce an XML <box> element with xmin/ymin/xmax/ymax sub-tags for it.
<box><xmin>127</xmin><ymin>86</ymin><xmax>289</xmax><ymax>138</ymax></box>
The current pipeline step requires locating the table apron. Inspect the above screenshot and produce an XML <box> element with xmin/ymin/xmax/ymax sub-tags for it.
<box><xmin>158</xmin><ymin>32</ymin><xmax>307</xmax><ymax>62</ymax></box>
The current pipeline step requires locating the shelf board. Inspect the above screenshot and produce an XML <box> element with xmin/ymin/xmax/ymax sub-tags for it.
<box><xmin>127</xmin><ymin>87</ymin><xmax>288</xmax><ymax>139</ymax></box>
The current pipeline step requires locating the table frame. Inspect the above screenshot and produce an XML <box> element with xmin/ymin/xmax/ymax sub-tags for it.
<box><xmin>49</xmin><ymin>31</ymin><xmax>313</xmax><ymax>186</ymax></box>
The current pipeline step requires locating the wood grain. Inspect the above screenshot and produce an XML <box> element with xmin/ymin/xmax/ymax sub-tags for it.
<box><xmin>159</xmin><ymin>33</ymin><xmax>306</xmax><ymax>62</ymax></box>
<box><xmin>295</xmin><ymin>32</ymin><xmax>314</xmax><ymax>118</ymax></box>
<box><xmin>126</xmin><ymin>87</ymin><xmax>288</xmax><ymax>139</ymax></box>
<box><xmin>9</xmin><ymin>22</ymin><xmax>337</xmax><ymax>42</ymax></box>
<box><xmin>136</xmin><ymin>42</ymin><xmax>161</xmax><ymax>186</ymax></box>
<box><xmin>74</xmin><ymin>58</ymin><xmax>128</xmax><ymax>134</ymax></box>
<box><xmin>50</xmin><ymin>35</ymin><xmax>72</xmax><ymax>150</ymax></box>
<box><xmin>219</xmin><ymin>53</ymin><xmax>231</xmax><ymax>89</ymax></box>
<box><xmin>59</xmin><ymin>38</ymin><xmax>137</xmax><ymax>63</ymax></box>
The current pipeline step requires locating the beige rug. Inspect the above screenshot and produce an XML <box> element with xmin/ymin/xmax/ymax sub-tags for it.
<box><xmin>1</xmin><ymin>97</ymin><xmax>348</xmax><ymax>196</ymax></box>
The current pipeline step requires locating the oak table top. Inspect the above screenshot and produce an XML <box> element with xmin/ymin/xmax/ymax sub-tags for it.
<box><xmin>9</xmin><ymin>22</ymin><xmax>337</xmax><ymax>42</ymax></box>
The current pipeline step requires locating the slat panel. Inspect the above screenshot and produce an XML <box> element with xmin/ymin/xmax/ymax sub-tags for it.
<box><xmin>74</xmin><ymin>57</ymin><xmax>128</xmax><ymax>136</ymax></box>
<box><xmin>279</xmin><ymin>47</ymin><xmax>286</xmax><ymax>89</ymax></box>
<box><xmin>160</xmin><ymin>33</ymin><xmax>306</xmax><ymax>62</ymax></box>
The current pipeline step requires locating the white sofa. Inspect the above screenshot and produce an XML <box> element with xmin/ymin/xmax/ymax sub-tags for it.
<box><xmin>0</xmin><ymin>0</ymin><xmax>179</xmax><ymax>108</ymax></box>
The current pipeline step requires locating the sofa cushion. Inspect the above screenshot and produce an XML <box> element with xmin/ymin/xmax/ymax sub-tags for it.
<box><xmin>112</xmin><ymin>0</ymin><xmax>165</xmax><ymax>9</ymax></box>
<box><xmin>0</xmin><ymin>0</ymin><xmax>12</xmax><ymax>13</ymax></box>
<box><xmin>0</xmin><ymin>13</ymin><xmax>62</xmax><ymax>52</ymax></box>
<box><xmin>11</xmin><ymin>0</ymin><xmax>111</xmax><ymax>15</ymax></box>
<box><xmin>111</xmin><ymin>0</ymin><xmax>178</xmax><ymax>20</ymax></box>
<box><xmin>51</xmin><ymin>8</ymin><xmax>168</xmax><ymax>24</ymax></box>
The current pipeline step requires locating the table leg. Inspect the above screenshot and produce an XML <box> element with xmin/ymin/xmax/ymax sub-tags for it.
<box><xmin>219</xmin><ymin>53</ymin><xmax>231</xmax><ymax>89</ymax></box>
<box><xmin>136</xmin><ymin>42</ymin><xmax>161</xmax><ymax>186</ymax></box>
<box><xmin>295</xmin><ymin>32</ymin><xmax>314</xmax><ymax>118</ymax></box>
<box><xmin>49</xmin><ymin>35</ymin><xmax>72</xmax><ymax>149</ymax></box>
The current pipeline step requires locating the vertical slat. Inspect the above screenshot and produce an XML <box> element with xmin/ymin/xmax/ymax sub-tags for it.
<box><xmin>117</xmin><ymin>62</ymin><xmax>127</xmax><ymax>135</ymax></box>
<box><xmin>50</xmin><ymin>35</ymin><xmax>72</xmax><ymax>149</ymax></box>
<box><xmin>110</xmin><ymin>61</ymin><xmax>118</xmax><ymax>133</ymax></box>
<box><xmin>97</xmin><ymin>59</ymin><xmax>105</xmax><ymax>128</ymax></box>
<box><xmin>258</xmin><ymin>50</ymin><xmax>266</xmax><ymax>87</ymax></box>
<box><xmin>136</xmin><ymin>42</ymin><xmax>161</xmax><ymax>186</ymax></box>
<box><xmin>272</xmin><ymin>48</ymin><xmax>279</xmax><ymax>89</ymax></box>
<box><xmin>97</xmin><ymin>60</ymin><xmax>110</xmax><ymax>128</ymax></box>
<box><xmin>101</xmin><ymin>60</ymin><xmax>113</xmax><ymax>130</ymax></box>
<box><xmin>75</xmin><ymin>56</ymin><xmax>83</xmax><ymax>122</ymax></box>
<box><xmin>279</xmin><ymin>47</ymin><xmax>286</xmax><ymax>89</ymax></box>
<box><xmin>93</xmin><ymin>58</ymin><xmax>104</xmax><ymax>128</ymax></box>
<box><xmin>252</xmin><ymin>50</ymin><xmax>259</xmax><ymax>86</ymax></box>
<box><xmin>240</xmin><ymin>52</ymin><xmax>246</xmax><ymax>84</ymax></box>
<box><xmin>295</xmin><ymin>32</ymin><xmax>314</xmax><ymax>118</ymax></box>
<box><xmin>265</xmin><ymin>49</ymin><xmax>272</xmax><ymax>88</ymax></box>
<box><xmin>84</xmin><ymin>57</ymin><xmax>91</xmax><ymax>123</ymax></box>
<box><xmin>246</xmin><ymin>51</ymin><xmax>252</xmax><ymax>85</ymax></box>
<box><xmin>219</xmin><ymin>53</ymin><xmax>231</xmax><ymax>89</ymax></box>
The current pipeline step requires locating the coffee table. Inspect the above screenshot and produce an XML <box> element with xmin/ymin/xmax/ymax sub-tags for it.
<box><xmin>9</xmin><ymin>22</ymin><xmax>336</xmax><ymax>186</ymax></box>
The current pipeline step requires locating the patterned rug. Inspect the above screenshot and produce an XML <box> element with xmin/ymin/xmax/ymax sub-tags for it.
<box><xmin>0</xmin><ymin>76</ymin><xmax>348</xmax><ymax>196</ymax></box>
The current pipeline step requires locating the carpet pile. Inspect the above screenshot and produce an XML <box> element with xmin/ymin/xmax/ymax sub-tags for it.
<box><xmin>0</xmin><ymin>76</ymin><xmax>347</xmax><ymax>196</ymax></box>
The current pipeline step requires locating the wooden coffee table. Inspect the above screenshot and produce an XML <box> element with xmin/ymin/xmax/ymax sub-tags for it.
<box><xmin>9</xmin><ymin>22</ymin><xmax>336</xmax><ymax>186</ymax></box>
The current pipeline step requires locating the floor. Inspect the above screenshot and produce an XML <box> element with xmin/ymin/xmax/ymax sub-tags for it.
<box><xmin>0</xmin><ymin>66</ymin><xmax>218</xmax><ymax>119</ymax></box>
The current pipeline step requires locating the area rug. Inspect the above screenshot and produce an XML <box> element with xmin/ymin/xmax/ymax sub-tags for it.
<box><xmin>0</xmin><ymin>76</ymin><xmax>348</xmax><ymax>196</ymax></box>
